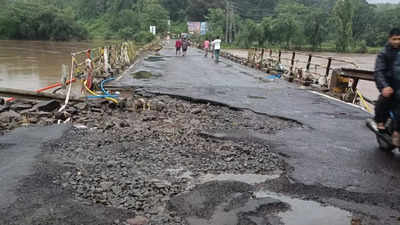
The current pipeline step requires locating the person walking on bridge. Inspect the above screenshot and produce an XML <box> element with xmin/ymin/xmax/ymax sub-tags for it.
<box><xmin>212</xmin><ymin>36</ymin><xmax>222</xmax><ymax>63</ymax></box>
<box><xmin>175</xmin><ymin>38</ymin><xmax>182</xmax><ymax>56</ymax></box>
<box><xmin>204</xmin><ymin>39</ymin><xmax>210</xmax><ymax>57</ymax></box>
<box><xmin>182</xmin><ymin>38</ymin><xmax>190</xmax><ymax>57</ymax></box>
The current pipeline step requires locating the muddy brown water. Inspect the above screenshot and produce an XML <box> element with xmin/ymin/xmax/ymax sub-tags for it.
<box><xmin>0</xmin><ymin>40</ymin><xmax>102</xmax><ymax>92</ymax></box>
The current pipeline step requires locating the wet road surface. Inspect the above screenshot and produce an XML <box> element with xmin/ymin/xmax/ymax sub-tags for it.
<box><xmin>112</xmin><ymin>44</ymin><xmax>400</xmax><ymax>224</ymax></box>
<box><xmin>0</xmin><ymin>125</ymin><xmax>70</xmax><ymax>209</ymax></box>
<box><xmin>1</xmin><ymin>43</ymin><xmax>399</xmax><ymax>224</ymax></box>
<box><xmin>116</xmin><ymin>46</ymin><xmax>400</xmax><ymax>194</ymax></box>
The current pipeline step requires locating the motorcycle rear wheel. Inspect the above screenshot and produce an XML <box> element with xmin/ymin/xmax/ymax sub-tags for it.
<box><xmin>376</xmin><ymin>135</ymin><xmax>396</xmax><ymax>152</ymax></box>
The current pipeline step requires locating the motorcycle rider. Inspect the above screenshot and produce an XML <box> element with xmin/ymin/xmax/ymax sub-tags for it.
<box><xmin>375</xmin><ymin>28</ymin><xmax>400</xmax><ymax>146</ymax></box>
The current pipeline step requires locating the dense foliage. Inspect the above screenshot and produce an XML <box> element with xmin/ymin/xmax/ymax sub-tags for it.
<box><xmin>0</xmin><ymin>1</ymin><xmax>87</xmax><ymax>41</ymax></box>
<box><xmin>0</xmin><ymin>0</ymin><xmax>399</xmax><ymax>52</ymax></box>
<box><xmin>0</xmin><ymin>0</ymin><xmax>168</xmax><ymax>41</ymax></box>
<box><xmin>202</xmin><ymin>0</ymin><xmax>400</xmax><ymax>52</ymax></box>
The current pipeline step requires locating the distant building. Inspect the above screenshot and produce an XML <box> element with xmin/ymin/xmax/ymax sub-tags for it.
<box><xmin>187</xmin><ymin>22</ymin><xmax>208</xmax><ymax>35</ymax></box>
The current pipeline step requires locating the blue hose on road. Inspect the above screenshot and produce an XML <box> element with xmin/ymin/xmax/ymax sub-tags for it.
<box><xmin>266</xmin><ymin>74</ymin><xmax>282</xmax><ymax>80</ymax></box>
<box><xmin>87</xmin><ymin>95</ymin><xmax>119</xmax><ymax>98</ymax></box>
<box><xmin>85</xmin><ymin>77</ymin><xmax>120</xmax><ymax>101</ymax></box>
<box><xmin>101</xmin><ymin>78</ymin><xmax>116</xmax><ymax>96</ymax></box>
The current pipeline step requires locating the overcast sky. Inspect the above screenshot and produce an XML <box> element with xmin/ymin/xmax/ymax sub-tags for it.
<box><xmin>368</xmin><ymin>0</ymin><xmax>400</xmax><ymax>3</ymax></box>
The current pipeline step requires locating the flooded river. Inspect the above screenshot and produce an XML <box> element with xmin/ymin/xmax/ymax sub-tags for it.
<box><xmin>0</xmin><ymin>40</ymin><xmax>100</xmax><ymax>91</ymax></box>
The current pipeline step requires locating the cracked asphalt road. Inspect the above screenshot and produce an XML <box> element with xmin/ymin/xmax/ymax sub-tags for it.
<box><xmin>116</xmin><ymin>45</ymin><xmax>400</xmax><ymax>194</ymax></box>
<box><xmin>112</xmin><ymin>44</ymin><xmax>400</xmax><ymax>224</ymax></box>
<box><xmin>1</xmin><ymin>43</ymin><xmax>400</xmax><ymax>225</ymax></box>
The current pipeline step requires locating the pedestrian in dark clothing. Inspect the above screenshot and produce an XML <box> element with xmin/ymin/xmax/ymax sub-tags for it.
<box><xmin>182</xmin><ymin>39</ymin><xmax>190</xmax><ymax>56</ymax></box>
<box><xmin>374</xmin><ymin>28</ymin><xmax>400</xmax><ymax>146</ymax></box>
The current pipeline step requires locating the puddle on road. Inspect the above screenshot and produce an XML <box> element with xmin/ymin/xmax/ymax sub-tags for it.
<box><xmin>200</xmin><ymin>173</ymin><xmax>282</xmax><ymax>185</ymax></box>
<box><xmin>131</xmin><ymin>71</ymin><xmax>161</xmax><ymax>79</ymax></box>
<box><xmin>0</xmin><ymin>143</ymin><xmax>15</xmax><ymax>150</ymax></box>
<box><xmin>255</xmin><ymin>191</ymin><xmax>352</xmax><ymax>225</ymax></box>
<box><xmin>144</xmin><ymin>56</ymin><xmax>165</xmax><ymax>62</ymax></box>
<box><xmin>247</xmin><ymin>95</ymin><xmax>267</xmax><ymax>100</ymax></box>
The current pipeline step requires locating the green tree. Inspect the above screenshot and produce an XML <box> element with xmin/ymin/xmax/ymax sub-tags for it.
<box><xmin>205</xmin><ymin>8</ymin><xmax>225</xmax><ymax>39</ymax></box>
<box><xmin>271</xmin><ymin>0</ymin><xmax>307</xmax><ymax>47</ymax></box>
<box><xmin>161</xmin><ymin>0</ymin><xmax>189</xmax><ymax>21</ymax></box>
<box><xmin>259</xmin><ymin>17</ymin><xmax>273</xmax><ymax>46</ymax></box>
<box><xmin>140</xmin><ymin>0</ymin><xmax>169</xmax><ymax>34</ymax></box>
<box><xmin>334</xmin><ymin>0</ymin><xmax>354</xmax><ymax>52</ymax></box>
<box><xmin>187</xmin><ymin>0</ymin><xmax>225</xmax><ymax>21</ymax></box>
<box><xmin>0</xmin><ymin>1</ymin><xmax>87</xmax><ymax>40</ymax></box>
<box><xmin>304</xmin><ymin>8</ymin><xmax>328</xmax><ymax>50</ymax></box>
<box><xmin>352</xmin><ymin>0</ymin><xmax>374</xmax><ymax>42</ymax></box>
<box><xmin>236</xmin><ymin>19</ymin><xmax>262</xmax><ymax>48</ymax></box>
<box><xmin>170</xmin><ymin>21</ymin><xmax>188</xmax><ymax>35</ymax></box>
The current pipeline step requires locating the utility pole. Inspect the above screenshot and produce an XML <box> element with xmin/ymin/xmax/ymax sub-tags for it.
<box><xmin>229</xmin><ymin>2</ymin><xmax>234</xmax><ymax>43</ymax></box>
<box><xmin>225</xmin><ymin>0</ymin><xmax>235</xmax><ymax>43</ymax></box>
<box><xmin>225</xmin><ymin>0</ymin><xmax>229</xmax><ymax>42</ymax></box>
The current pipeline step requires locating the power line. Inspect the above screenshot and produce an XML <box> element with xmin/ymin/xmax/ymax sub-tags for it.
<box><xmin>229</xmin><ymin>1</ymin><xmax>275</xmax><ymax>20</ymax></box>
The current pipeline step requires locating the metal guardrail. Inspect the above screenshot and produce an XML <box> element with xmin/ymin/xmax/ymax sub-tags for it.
<box><xmin>340</xmin><ymin>68</ymin><xmax>374</xmax><ymax>81</ymax></box>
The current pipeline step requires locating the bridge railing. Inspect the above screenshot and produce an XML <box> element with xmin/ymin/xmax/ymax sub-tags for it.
<box><xmin>71</xmin><ymin>41</ymin><xmax>139</xmax><ymax>80</ymax></box>
<box><xmin>221</xmin><ymin>48</ymin><xmax>359</xmax><ymax>86</ymax></box>
<box><xmin>219</xmin><ymin>48</ymin><xmax>378</xmax><ymax>111</ymax></box>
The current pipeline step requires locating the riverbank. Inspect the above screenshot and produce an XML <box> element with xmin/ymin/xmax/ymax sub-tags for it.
<box><xmin>0</xmin><ymin>39</ymin><xmax>150</xmax><ymax>92</ymax></box>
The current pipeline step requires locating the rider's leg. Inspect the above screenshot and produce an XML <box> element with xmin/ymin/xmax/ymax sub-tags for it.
<box><xmin>393</xmin><ymin>132</ymin><xmax>400</xmax><ymax>146</ymax></box>
<box><xmin>392</xmin><ymin>103</ymin><xmax>400</xmax><ymax>146</ymax></box>
<box><xmin>375</xmin><ymin>95</ymin><xmax>392</xmax><ymax>130</ymax></box>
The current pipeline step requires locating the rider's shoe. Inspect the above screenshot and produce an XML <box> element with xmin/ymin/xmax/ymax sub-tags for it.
<box><xmin>378</xmin><ymin>128</ymin><xmax>386</xmax><ymax>133</ymax></box>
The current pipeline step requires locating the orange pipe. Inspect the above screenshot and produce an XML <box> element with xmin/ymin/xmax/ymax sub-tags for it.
<box><xmin>6</xmin><ymin>97</ymin><xmax>15</xmax><ymax>102</ymax></box>
<box><xmin>35</xmin><ymin>78</ymin><xmax>76</xmax><ymax>93</ymax></box>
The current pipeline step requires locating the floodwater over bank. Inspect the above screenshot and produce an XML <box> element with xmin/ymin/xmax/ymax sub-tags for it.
<box><xmin>0</xmin><ymin>40</ymin><xmax>100</xmax><ymax>91</ymax></box>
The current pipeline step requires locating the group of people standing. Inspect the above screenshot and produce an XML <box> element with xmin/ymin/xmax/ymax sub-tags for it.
<box><xmin>175</xmin><ymin>37</ymin><xmax>190</xmax><ymax>57</ymax></box>
<box><xmin>203</xmin><ymin>37</ymin><xmax>222</xmax><ymax>63</ymax></box>
<box><xmin>174</xmin><ymin>36</ymin><xmax>222</xmax><ymax>63</ymax></box>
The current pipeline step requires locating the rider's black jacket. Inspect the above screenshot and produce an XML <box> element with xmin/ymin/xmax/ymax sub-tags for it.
<box><xmin>375</xmin><ymin>43</ymin><xmax>400</xmax><ymax>92</ymax></box>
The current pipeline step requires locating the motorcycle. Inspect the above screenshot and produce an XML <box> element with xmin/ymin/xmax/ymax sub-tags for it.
<box><xmin>366</xmin><ymin>112</ymin><xmax>397</xmax><ymax>152</ymax></box>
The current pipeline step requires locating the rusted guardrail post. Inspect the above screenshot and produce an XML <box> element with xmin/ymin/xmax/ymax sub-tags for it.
<box><xmin>260</xmin><ymin>48</ymin><xmax>265</xmax><ymax>69</ymax></box>
<box><xmin>278</xmin><ymin>50</ymin><xmax>281</xmax><ymax>63</ymax></box>
<box><xmin>253</xmin><ymin>48</ymin><xmax>257</xmax><ymax>67</ymax></box>
<box><xmin>290</xmin><ymin>52</ymin><xmax>296</xmax><ymax>74</ymax></box>
<box><xmin>326</xmin><ymin>57</ymin><xmax>332</xmax><ymax>77</ymax></box>
<box><xmin>306</xmin><ymin>54</ymin><xmax>312</xmax><ymax>71</ymax></box>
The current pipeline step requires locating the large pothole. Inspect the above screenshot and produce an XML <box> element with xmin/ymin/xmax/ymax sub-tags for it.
<box><xmin>169</xmin><ymin>181</ymin><xmax>353</xmax><ymax>225</ymax></box>
<box><xmin>49</xmin><ymin>93</ymin><xmax>300</xmax><ymax>224</ymax></box>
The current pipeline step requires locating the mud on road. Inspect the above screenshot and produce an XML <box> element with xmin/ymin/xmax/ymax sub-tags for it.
<box><xmin>0</xmin><ymin>90</ymin><xmax>300</xmax><ymax>225</ymax></box>
<box><xmin>1</xmin><ymin>87</ymin><xmax>399</xmax><ymax>225</ymax></box>
<box><xmin>1</xmin><ymin>88</ymin><xmax>399</xmax><ymax>224</ymax></box>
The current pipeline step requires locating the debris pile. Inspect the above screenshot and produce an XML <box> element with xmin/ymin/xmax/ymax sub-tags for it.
<box><xmin>43</xmin><ymin>91</ymin><xmax>299</xmax><ymax>224</ymax></box>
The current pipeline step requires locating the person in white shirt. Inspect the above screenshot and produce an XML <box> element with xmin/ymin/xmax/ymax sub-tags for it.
<box><xmin>212</xmin><ymin>36</ymin><xmax>222</xmax><ymax>63</ymax></box>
